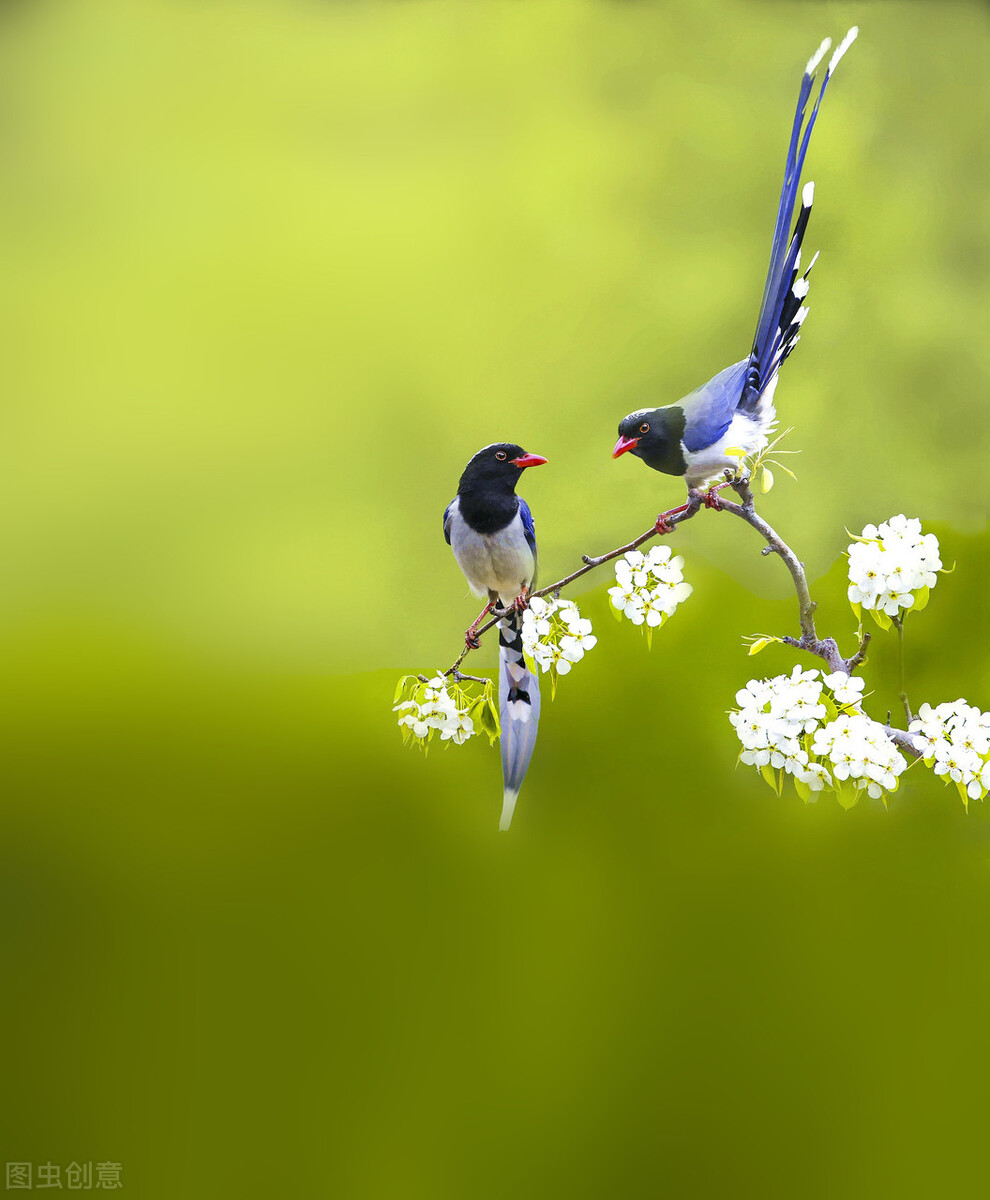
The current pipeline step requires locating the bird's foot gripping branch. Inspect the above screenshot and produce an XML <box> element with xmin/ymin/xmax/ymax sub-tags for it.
<box><xmin>395</xmin><ymin>467</ymin><xmax>990</xmax><ymax>821</ymax></box>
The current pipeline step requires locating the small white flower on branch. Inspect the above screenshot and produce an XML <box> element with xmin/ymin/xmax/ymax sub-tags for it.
<box><xmin>810</xmin><ymin>713</ymin><xmax>908</xmax><ymax>801</ymax></box>
<box><xmin>521</xmin><ymin>596</ymin><xmax>597</xmax><ymax>689</ymax></box>
<box><xmin>729</xmin><ymin>667</ymin><xmax>909</xmax><ymax>806</ymax></box>
<box><xmin>393</xmin><ymin>672</ymin><xmax>499</xmax><ymax>751</ymax></box>
<box><xmin>846</xmin><ymin>516</ymin><xmax>942</xmax><ymax>626</ymax></box>
<box><xmin>821</xmin><ymin>671</ymin><xmax>866</xmax><ymax>708</ymax></box>
<box><xmin>908</xmin><ymin>700</ymin><xmax>990</xmax><ymax>806</ymax></box>
<box><xmin>608</xmin><ymin>546</ymin><xmax>692</xmax><ymax>639</ymax></box>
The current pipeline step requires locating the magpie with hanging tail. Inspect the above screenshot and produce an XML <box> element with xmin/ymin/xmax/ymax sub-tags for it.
<box><xmin>612</xmin><ymin>28</ymin><xmax>858</xmax><ymax>514</ymax></box>
<box><xmin>444</xmin><ymin>443</ymin><xmax>548</xmax><ymax>830</ymax></box>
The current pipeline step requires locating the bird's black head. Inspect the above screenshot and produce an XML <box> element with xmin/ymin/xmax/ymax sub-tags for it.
<box><xmin>612</xmin><ymin>408</ymin><xmax>687</xmax><ymax>476</ymax></box>
<box><xmin>457</xmin><ymin>442</ymin><xmax>548</xmax><ymax>495</ymax></box>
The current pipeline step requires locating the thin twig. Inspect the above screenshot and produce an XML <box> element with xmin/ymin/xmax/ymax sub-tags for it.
<box><xmin>714</xmin><ymin>473</ymin><xmax>869</xmax><ymax>676</ymax></box>
<box><xmin>893</xmin><ymin>616</ymin><xmax>913</xmax><ymax>724</ymax></box>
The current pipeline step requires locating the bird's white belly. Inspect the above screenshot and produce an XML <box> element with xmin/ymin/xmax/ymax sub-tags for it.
<box><xmin>452</xmin><ymin>523</ymin><xmax>535</xmax><ymax>604</ymax></box>
<box><xmin>683</xmin><ymin>402</ymin><xmax>776</xmax><ymax>488</ymax></box>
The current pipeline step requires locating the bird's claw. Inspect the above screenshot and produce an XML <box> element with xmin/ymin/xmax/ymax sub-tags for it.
<box><xmin>704</xmin><ymin>487</ymin><xmax>723</xmax><ymax>511</ymax></box>
<box><xmin>464</xmin><ymin>631</ymin><xmax>481</xmax><ymax>650</ymax></box>
<box><xmin>655</xmin><ymin>513</ymin><xmax>675</xmax><ymax>535</ymax></box>
<box><xmin>512</xmin><ymin>589</ymin><xmax>531</xmax><ymax>614</ymax></box>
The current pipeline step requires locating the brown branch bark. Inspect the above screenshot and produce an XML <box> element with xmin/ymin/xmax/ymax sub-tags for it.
<box><xmin>714</xmin><ymin>474</ymin><xmax>871</xmax><ymax>676</ymax></box>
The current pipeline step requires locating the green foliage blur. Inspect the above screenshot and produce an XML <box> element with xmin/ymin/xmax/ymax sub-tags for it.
<box><xmin>0</xmin><ymin>1</ymin><xmax>988</xmax><ymax>1196</ymax></box>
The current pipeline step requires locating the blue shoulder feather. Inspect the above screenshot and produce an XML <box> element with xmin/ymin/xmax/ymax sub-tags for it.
<box><xmin>518</xmin><ymin>500</ymin><xmax>537</xmax><ymax>556</ymax></box>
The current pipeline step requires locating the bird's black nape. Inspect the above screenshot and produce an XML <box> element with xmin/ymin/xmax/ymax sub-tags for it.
<box><xmin>457</xmin><ymin>442</ymin><xmax>543</xmax><ymax>496</ymax></box>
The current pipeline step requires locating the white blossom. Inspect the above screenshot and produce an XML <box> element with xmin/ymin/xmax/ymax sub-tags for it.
<box><xmin>846</xmin><ymin>516</ymin><xmax>941</xmax><ymax>618</ymax></box>
<box><xmin>822</xmin><ymin>671</ymin><xmax>866</xmax><ymax>708</ymax></box>
<box><xmin>908</xmin><ymin>699</ymin><xmax>990</xmax><ymax>803</ymax></box>
<box><xmin>729</xmin><ymin>667</ymin><xmax>908</xmax><ymax>804</ymax></box>
<box><xmin>394</xmin><ymin>673</ymin><xmax>477</xmax><ymax>746</ymax></box>
<box><xmin>610</xmin><ymin>545</ymin><xmax>692</xmax><ymax>628</ymax></box>
<box><xmin>809</xmin><ymin>713</ymin><xmax>908</xmax><ymax>799</ymax></box>
<box><xmin>521</xmin><ymin>596</ymin><xmax>597</xmax><ymax>677</ymax></box>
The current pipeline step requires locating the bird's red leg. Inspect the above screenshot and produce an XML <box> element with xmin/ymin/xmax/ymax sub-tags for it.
<box><xmin>655</xmin><ymin>502</ymin><xmax>690</xmax><ymax>535</ymax></box>
<box><xmin>703</xmin><ymin>481</ymin><xmax>732</xmax><ymax>510</ymax></box>
<box><xmin>464</xmin><ymin>602</ymin><xmax>493</xmax><ymax>650</ymax></box>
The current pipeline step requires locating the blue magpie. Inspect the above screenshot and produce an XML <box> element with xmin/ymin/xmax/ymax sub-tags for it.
<box><xmin>612</xmin><ymin>28</ymin><xmax>858</xmax><ymax>509</ymax></box>
<box><xmin>444</xmin><ymin>443</ymin><xmax>548</xmax><ymax>830</ymax></box>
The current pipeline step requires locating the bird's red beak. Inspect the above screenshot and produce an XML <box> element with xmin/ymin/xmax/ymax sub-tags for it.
<box><xmin>612</xmin><ymin>435</ymin><xmax>639</xmax><ymax>459</ymax></box>
<box><xmin>510</xmin><ymin>453</ymin><xmax>548</xmax><ymax>469</ymax></box>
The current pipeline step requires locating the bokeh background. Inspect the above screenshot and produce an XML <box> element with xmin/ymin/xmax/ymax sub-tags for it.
<box><xmin>1</xmin><ymin>0</ymin><xmax>988</xmax><ymax>1195</ymax></box>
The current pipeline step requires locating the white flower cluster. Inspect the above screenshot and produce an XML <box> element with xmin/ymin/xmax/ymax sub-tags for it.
<box><xmin>394</xmin><ymin>674</ymin><xmax>476</xmax><ymax>745</ymax></box>
<box><xmin>521</xmin><ymin>596</ymin><xmax>597</xmax><ymax>676</ymax></box>
<box><xmin>909</xmin><ymin>700</ymin><xmax>990</xmax><ymax>803</ymax></box>
<box><xmin>729</xmin><ymin>666</ymin><xmax>907</xmax><ymax>803</ymax></box>
<box><xmin>847</xmin><ymin>515</ymin><xmax>941</xmax><ymax>619</ymax></box>
<box><xmin>608</xmin><ymin>546</ymin><xmax>692</xmax><ymax>628</ymax></box>
<box><xmin>810</xmin><ymin>713</ymin><xmax>908</xmax><ymax>800</ymax></box>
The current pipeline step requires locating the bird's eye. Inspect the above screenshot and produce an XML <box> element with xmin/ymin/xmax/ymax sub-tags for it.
<box><xmin>639</xmin><ymin>422</ymin><xmax>650</xmax><ymax>434</ymax></box>
<box><xmin>495</xmin><ymin>450</ymin><xmax>507</xmax><ymax>461</ymax></box>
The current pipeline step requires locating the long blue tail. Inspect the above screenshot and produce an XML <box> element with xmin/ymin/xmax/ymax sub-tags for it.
<box><xmin>497</xmin><ymin>610</ymin><xmax>541</xmax><ymax>831</ymax></box>
<box><xmin>742</xmin><ymin>28</ymin><xmax>858</xmax><ymax>410</ymax></box>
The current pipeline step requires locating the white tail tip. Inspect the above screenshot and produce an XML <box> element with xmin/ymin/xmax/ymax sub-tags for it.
<box><xmin>828</xmin><ymin>26</ymin><xmax>858</xmax><ymax>74</ymax></box>
<box><xmin>499</xmin><ymin>788</ymin><xmax>519</xmax><ymax>831</ymax></box>
<box><xmin>806</xmin><ymin>37</ymin><xmax>832</xmax><ymax>76</ymax></box>
<box><xmin>802</xmin><ymin>180</ymin><xmax>815</xmax><ymax>208</ymax></box>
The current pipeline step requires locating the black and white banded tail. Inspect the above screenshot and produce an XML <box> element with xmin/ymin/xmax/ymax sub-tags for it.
<box><xmin>497</xmin><ymin>610</ymin><xmax>541</xmax><ymax>831</ymax></box>
<box><xmin>741</xmin><ymin>26</ymin><xmax>857</xmax><ymax>411</ymax></box>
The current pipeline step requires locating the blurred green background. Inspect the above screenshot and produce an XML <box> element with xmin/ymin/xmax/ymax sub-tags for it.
<box><xmin>0</xmin><ymin>0</ymin><xmax>988</xmax><ymax>1196</ymax></box>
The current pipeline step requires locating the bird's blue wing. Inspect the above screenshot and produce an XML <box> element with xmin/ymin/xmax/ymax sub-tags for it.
<box><xmin>680</xmin><ymin>360</ymin><xmax>750</xmax><ymax>452</ymax></box>
<box><xmin>518</xmin><ymin>500</ymin><xmax>537</xmax><ymax>556</ymax></box>
<box><xmin>442</xmin><ymin>500</ymin><xmax>455</xmax><ymax>545</ymax></box>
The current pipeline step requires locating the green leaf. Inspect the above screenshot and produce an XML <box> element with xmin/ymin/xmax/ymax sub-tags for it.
<box><xmin>910</xmin><ymin>586</ymin><xmax>930</xmax><ymax>614</ymax></box>
<box><xmin>484</xmin><ymin>697</ymin><xmax>501</xmax><ymax>744</ymax></box>
<box><xmin>747</xmin><ymin>636</ymin><xmax>780</xmax><ymax>656</ymax></box>
<box><xmin>393</xmin><ymin>674</ymin><xmax>415</xmax><ymax>705</ymax></box>
<box><xmin>836</xmin><ymin>783</ymin><xmax>860</xmax><ymax>811</ymax></box>
<box><xmin>849</xmin><ymin>600</ymin><xmax>862</xmax><ymax>624</ymax></box>
<box><xmin>793</xmin><ymin>777</ymin><xmax>811</xmax><ymax>804</ymax></box>
<box><xmin>760</xmin><ymin>466</ymin><xmax>774</xmax><ymax>494</ymax></box>
<box><xmin>759</xmin><ymin>763</ymin><xmax>777</xmax><ymax>791</ymax></box>
<box><xmin>868</xmin><ymin>606</ymin><xmax>892</xmax><ymax>631</ymax></box>
<box><xmin>770</xmin><ymin>460</ymin><xmax>798</xmax><ymax>481</ymax></box>
<box><xmin>956</xmin><ymin>780</ymin><xmax>970</xmax><ymax>811</ymax></box>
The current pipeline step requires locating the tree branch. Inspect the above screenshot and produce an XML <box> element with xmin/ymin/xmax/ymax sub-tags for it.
<box><xmin>440</xmin><ymin>472</ymin><xmax>917</xmax><ymax>757</ymax></box>
<box><xmin>714</xmin><ymin>473</ymin><xmax>871</xmax><ymax>676</ymax></box>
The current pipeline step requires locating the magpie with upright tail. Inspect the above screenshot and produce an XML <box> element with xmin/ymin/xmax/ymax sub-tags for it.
<box><xmin>612</xmin><ymin>28</ymin><xmax>858</xmax><ymax>513</ymax></box>
<box><xmin>444</xmin><ymin>443</ymin><xmax>548</xmax><ymax>831</ymax></box>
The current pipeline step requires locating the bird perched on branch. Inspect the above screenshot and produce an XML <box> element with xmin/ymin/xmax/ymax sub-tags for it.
<box><xmin>444</xmin><ymin>443</ymin><xmax>548</xmax><ymax>830</ymax></box>
<box><xmin>612</xmin><ymin>28</ymin><xmax>858</xmax><ymax>520</ymax></box>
